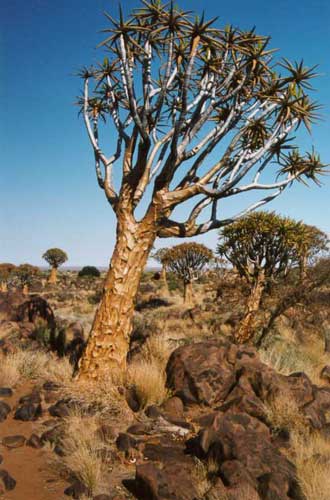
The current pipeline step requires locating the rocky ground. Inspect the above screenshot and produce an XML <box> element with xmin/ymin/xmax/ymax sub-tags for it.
<box><xmin>1</xmin><ymin>271</ymin><xmax>330</xmax><ymax>499</ymax></box>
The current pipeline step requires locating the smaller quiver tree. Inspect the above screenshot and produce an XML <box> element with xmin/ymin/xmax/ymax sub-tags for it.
<box><xmin>12</xmin><ymin>264</ymin><xmax>40</xmax><ymax>294</ymax></box>
<box><xmin>217</xmin><ymin>211</ymin><xmax>316</xmax><ymax>343</ymax></box>
<box><xmin>152</xmin><ymin>247</ymin><xmax>170</xmax><ymax>295</ymax></box>
<box><xmin>293</xmin><ymin>224</ymin><xmax>329</xmax><ymax>281</ymax></box>
<box><xmin>163</xmin><ymin>243</ymin><xmax>213</xmax><ymax>303</ymax></box>
<box><xmin>42</xmin><ymin>248</ymin><xmax>68</xmax><ymax>284</ymax></box>
<box><xmin>0</xmin><ymin>263</ymin><xmax>16</xmax><ymax>292</ymax></box>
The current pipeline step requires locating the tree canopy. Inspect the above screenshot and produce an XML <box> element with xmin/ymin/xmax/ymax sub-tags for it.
<box><xmin>78</xmin><ymin>266</ymin><xmax>101</xmax><ymax>278</ymax></box>
<box><xmin>162</xmin><ymin>242</ymin><xmax>213</xmax><ymax>283</ymax></box>
<box><xmin>42</xmin><ymin>248</ymin><xmax>68</xmax><ymax>269</ymax></box>
<box><xmin>217</xmin><ymin>212</ymin><xmax>328</xmax><ymax>285</ymax></box>
<box><xmin>78</xmin><ymin>0</ymin><xmax>326</xmax><ymax>237</ymax></box>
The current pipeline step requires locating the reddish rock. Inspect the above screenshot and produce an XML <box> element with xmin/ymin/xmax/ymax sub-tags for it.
<box><xmin>2</xmin><ymin>435</ymin><xmax>26</xmax><ymax>449</ymax></box>
<box><xmin>166</xmin><ymin>340</ymin><xmax>238</xmax><ymax>406</ymax></box>
<box><xmin>0</xmin><ymin>388</ymin><xmax>13</xmax><ymax>398</ymax></box>
<box><xmin>320</xmin><ymin>365</ymin><xmax>330</xmax><ymax>383</ymax></box>
<box><xmin>26</xmin><ymin>434</ymin><xmax>43</xmax><ymax>449</ymax></box>
<box><xmin>0</xmin><ymin>401</ymin><xmax>11</xmax><ymax>422</ymax></box>
<box><xmin>14</xmin><ymin>403</ymin><xmax>42</xmax><ymax>421</ymax></box>
<box><xmin>161</xmin><ymin>396</ymin><xmax>184</xmax><ymax>418</ymax></box>
<box><xmin>0</xmin><ymin>469</ymin><xmax>16</xmax><ymax>491</ymax></box>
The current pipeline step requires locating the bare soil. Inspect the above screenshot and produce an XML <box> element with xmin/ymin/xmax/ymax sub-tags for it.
<box><xmin>0</xmin><ymin>383</ymin><xmax>67</xmax><ymax>500</ymax></box>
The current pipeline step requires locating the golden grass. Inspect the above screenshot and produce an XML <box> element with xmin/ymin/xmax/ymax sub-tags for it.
<box><xmin>259</xmin><ymin>338</ymin><xmax>330</xmax><ymax>385</ymax></box>
<box><xmin>127</xmin><ymin>359</ymin><xmax>169</xmax><ymax>408</ymax></box>
<box><xmin>0</xmin><ymin>349</ymin><xmax>73</xmax><ymax>387</ymax></box>
<box><xmin>51</xmin><ymin>408</ymin><xmax>107</xmax><ymax>497</ymax></box>
<box><xmin>263</xmin><ymin>392</ymin><xmax>309</xmax><ymax>438</ymax></box>
<box><xmin>141</xmin><ymin>332</ymin><xmax>173</xmax><ymax>369</ymax></box>
<box><xmin>288</xmin><ymin>432</ymin><xmax>330</xmax><ymax>500</ymax></box>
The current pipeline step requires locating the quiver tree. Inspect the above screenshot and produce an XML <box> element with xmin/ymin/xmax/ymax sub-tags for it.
<box><xmin>152</xmin><ymin>247</ymin><xmax>170</xmax><ymax>294</ymax></box>
<box><xmin>12</xmin><ymin>264</ymin><xmax>40</xmax><ymax>294</ymax></box>
<box><xmin>293</xmin><ymin>224</ymin><xmax>329</xmax><ymax>281</ymax></box>
<box><xmin>42</xmin><ymin>248</ymin><xmax>68</xmax><ymax>284</ymax></box>
<box><xmin>0</xmin><ymin>263</ymin><xmax>16</xmax><ymax>292</ymax></box>
<box><xmin>217</xmin><ymin>212</ymin><xmax>328</xmax><ymax>343</ymax></box>
<box><xmin>161</xmin><ymin>243</ymin><xmax>212</xmax><ymax>303</ymax></box>
<box><xmin>77</xmin><ymin>1</ymin><xmax>326</xmax><ymax>380</ymax></box>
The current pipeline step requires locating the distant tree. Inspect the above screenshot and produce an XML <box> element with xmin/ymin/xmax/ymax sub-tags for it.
<box><xmin>78</xmin><ymin>266</ymin><xmax>101</xmax><ymax>278</ymax></box>
<box><xmin>217</xmin><ymin>212</ymin><xmax>328</xmax><ymax>343</ymax></box>
<box><xmin>12</xmin><ymin>264</ymin><xmax>40</xmax><ymax>294</ymax></box>
<box><xmin>0</xmin><ymin>263</ymin><xmax>16</xmax><ymax>292</ymax></box>
<box><xmin>152</xmin><ymin>248</ymin><xmax>170</xmax><ymax>295</ymax></box>
<box><xmin>163</xmin><ymin>243</ymin><xmax>213</xmax><ymax>303</ymax></box>
<box><xmin>293</xmin><ymin>224</ymin><xmax>329</xmax><ymax>280</ymax></box>
<box><xmin>76</xmin><ymin>1</ymin><xmax>326</xmax><ymax>381</ymax></box>
<box><xmin>42</xmin><ymin>248</ymin><xmax>68</xmax><ymax>284</ymax></box>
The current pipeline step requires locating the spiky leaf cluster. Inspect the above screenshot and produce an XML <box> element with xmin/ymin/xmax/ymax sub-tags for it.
<box><xmin>78</xmin><ymin>1</ymin><xmax>327</xmax><ymax>238</ymax></box>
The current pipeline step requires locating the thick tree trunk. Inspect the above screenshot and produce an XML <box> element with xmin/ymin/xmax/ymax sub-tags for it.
<box><xmin>77</xmin><ymin>213</ymin><xmax>156</xmax><ymax>381</ymax></box>
<box><xmin>161</xmin><ymin>266</ymin><xmax>169</xmax><ymax>296</ymax></box>
<box><xmin>235</xmin><ymin>273</ymin><xmax>265</xmax><ymax>343</ymax></box>
<box><xmin>0</xmin><ymin>282</ymin><xmax>7</xmax><ymax>293</ymax></box>
<box><xmin>48</xmin><ymin>267</ymin><xmax>57</xmax><ymax>284</ymax></box>
<box><xmin>22</xmin><ymin>284</ymin><xmax>29</xmax><ymax>296</ymax></box>
<box><xmin>183</xmin><ymin>280</ymin><xmax>193</xmax><ymax>304</ymax></box>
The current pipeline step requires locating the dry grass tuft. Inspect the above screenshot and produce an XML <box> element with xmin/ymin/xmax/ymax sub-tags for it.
<box><xmin>288</xmin><ymin>432</ymin><xmax>330</xmax><ymax>500</ymax></box>
<box><xmin>141</xmin><ymin>333</ymin><xmax>173</xmax><ymax>369</ymax></box>
<box><xmin>263</xmin><ymin>392</ymin><xmax>309</xmax><ymax>438</ymax></box>
<box><xmin>51</xmin><ymin>407</ymin><xmax>107</xmax><ymax>497</ymax></box>
<box><xmin>0</xmin><ymin>349</ymin><xmax>73</xmax><ymax>387</ymax></box>
<box><xmin>127</xmin><ymin>359</ymin><xmax>169</xmax><ymax>408</ymax></box>
<box><xmin>259</xmin><ymin>339</ymin><xmax>330</xmax><ymax>385</ymax></box>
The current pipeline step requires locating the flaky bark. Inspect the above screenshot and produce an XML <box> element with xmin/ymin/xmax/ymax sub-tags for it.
<box><xmin>48</xmin><ymin>267</ymin><xmax>57</xmax><ymax>284</ymax></box>
<box><xmin>183</xmin><ymin>280</ymin><xmax>193</xmax><ymax>305</ymax></box>
<box><xmin>77</xmin><ymin>212</ymin><xmax>157</xmax><ymax>380</ymax></box>
<box><xmin>235</xmin><ymin>272</ymin><xmax>265</xmax><ymax>343</ymax></box>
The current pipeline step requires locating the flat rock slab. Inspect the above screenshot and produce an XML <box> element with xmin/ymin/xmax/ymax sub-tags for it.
<box><xmin>0</xmin><ymin>388</ymin><xmax>13</xmax><ymax>397</ymax></box>
<box><xmin>2</xmin><ymin>435</ymin><xmax>26</xmax><ymax>449</ymax></box>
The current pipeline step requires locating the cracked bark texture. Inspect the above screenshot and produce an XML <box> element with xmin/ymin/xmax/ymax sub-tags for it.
<box><xmin>77</xmin><ymin>212</ymin><xmax>156</xmax><ymax>380</ymax></box>
<box><xmin>235</xmin><ymin>273</ymin><xmax>265</xmax><ymax>344</ymax></box>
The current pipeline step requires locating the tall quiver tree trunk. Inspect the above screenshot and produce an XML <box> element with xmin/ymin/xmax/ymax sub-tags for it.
<box><xmin>183</xmin><ymin>280</ymin><xmax>193</xmax><ymax>305</ymax></box>
<box><xmin>77</xmin><ymin>211</ymin><xmax>157</xmax><ymax>381</ymax></box>
<box><xmin>161</xmin><ymin>265</ymin><xmax>169</xmax><ymax>296</ymax></box>
<box><xmin>49</xmin><ymin>267</ymin><xmax>57</xmax><ymax>284</ymax></box>
<box><xmin>299</xmin><ymin>254</ymin><xmax>308</xmax><ymax>282</ymax></box>
<box><xmin>235</xmin><ymin>271</ymin><xmax>266</xmax><ymax>343</ymax></box>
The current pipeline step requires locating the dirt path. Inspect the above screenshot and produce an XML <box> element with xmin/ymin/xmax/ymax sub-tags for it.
<box><xmin>0</xmin><ymin>383</ymin><xmax>67</xmax><ymax>500</ymax></box>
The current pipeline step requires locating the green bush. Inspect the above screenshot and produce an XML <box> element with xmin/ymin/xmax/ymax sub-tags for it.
<box><xmin>78</xmin><ymin>266</ymin><xmax>101</xmax><ymax>278</ymax></box>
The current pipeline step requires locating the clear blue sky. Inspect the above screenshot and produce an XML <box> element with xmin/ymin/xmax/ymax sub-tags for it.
<box><xmin>1</xmin><ymin>0</ymin><xmax>329</xmax><ymax>266</ymax></box>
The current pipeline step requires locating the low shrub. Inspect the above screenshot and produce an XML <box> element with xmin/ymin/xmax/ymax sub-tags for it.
<box><xmin>78</xmin><ymin>266</ymin><xmax>101</xmax><ymax>278</ymax></box>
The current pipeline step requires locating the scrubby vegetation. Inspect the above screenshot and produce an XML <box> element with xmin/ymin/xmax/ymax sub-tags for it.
<box><xmin>78</xmin><ymin>266</ymin><xmax>101</xmax><ymax>278</ymax></box>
